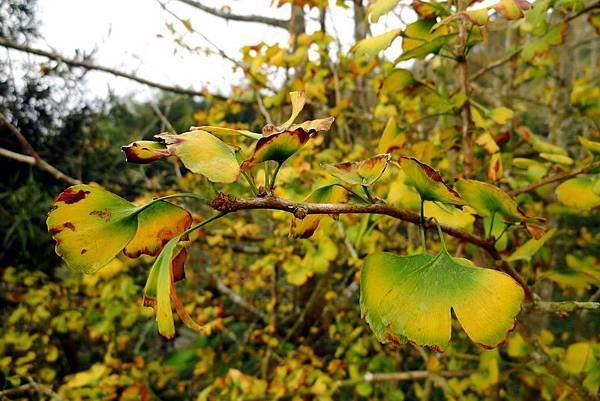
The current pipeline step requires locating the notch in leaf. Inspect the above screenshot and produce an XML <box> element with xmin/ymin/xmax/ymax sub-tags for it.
<box><xmin>322</xmin><ymin>154</ymin><xmax>392</xmax><ymax>187</ymax></box>
<box><xmin>361</xmin><ymin>247</ymin><xmax>524</xmax><ymax>350</ymax></box>
<box><xmin>47</xmin><ymin>184</ymin><xmax>191</xmax><ymax>273</ymax></box>
<box><xmin>400</xmin><ymin>157</ymin><xmax>465</xmax><ymax>206</ymax></box>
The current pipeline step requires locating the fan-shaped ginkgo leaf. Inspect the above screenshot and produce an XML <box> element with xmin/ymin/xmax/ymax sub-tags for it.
<box><xmin>156</xmin><ymin>131</ymin><xmax>240</xmax><ymax>183</ymax></box>
<box><xmin>555</xmin><ymin>176</ymin><xmax>600</xmax><ymax>210</ymax></box>
<box><xmin>123</xmin><ymin>201</ymin><xmax>192</xmax><ymax>258</ymax></box>
<box><xmin>400</xmin><ymin>157</ymin><xmax>465</xmax><ymax>205</ymax></box>
<box><xmin>121</xmin><ymin>140</ymin><xmax>171</xmax><ymax>163</ymax></box>
<box><xmin>47</xmin><ymin>185</ymin><xmax>139</xmax><ymax>273</ymax></box>
<box><xmin>323</xmin><ymin>154</ymin><xmax>392</xmax><ymax>186</ymax></box>
<box><xmin>455</xmin><ymin>179</ymin><xmax>542</xmax><ymax>223</ymax></box>
<box><xmin>360</xmin><ymin>251</ymin><xmax>524</xmax><ymax>350</ymax></box>
<box><xmin>352</xmin><ymin>29</ymin><xmax>402</xmax><ymax>56</ymax></box>
<box><xmin>378</xmin><ymin>117</ymin><xmax>406</xmax><ymax>153</ymax></box>
<box><xmin>379</xmin><ymin>69</ymin><xmax>419</xmax><ymax>96</ymax></box>
<box><xmin>368</xmin><ymin>0</ymin><xmax>400</xmax><ymax>23</ymax></box>
<box><xmin>290</xmin><ymin>185</ymin><xmax>348</xmax><ymax>239</ymax></box>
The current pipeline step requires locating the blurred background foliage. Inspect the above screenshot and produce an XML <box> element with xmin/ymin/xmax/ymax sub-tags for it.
<box><xmin>1</xmin><ymin>0</ymin><xmax>599</xmax><ymax>400</ymax></box>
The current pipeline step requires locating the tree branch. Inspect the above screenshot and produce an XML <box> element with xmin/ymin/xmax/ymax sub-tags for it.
<box><xmin>531</xmin><ymin>301</ymin><xmax>600</xmax><ymax>313</ymax></box>
<box><xmin>207</xmin><ymin>194</ymin><xmax>533</xmax><ymax>298</ymax></box>
<box><xmin>0</xmin><ymin>37</ymin><xmax>232</xmax><ymax>101</ymax></box>
<box><xmin>174</xmin><ymin>0</ymin><xmax>290</xmax><ymax>28</ymax></box>
<box><xmin>509</xmin><ymin>163</ymin><xmax>598</xmax><ymax>196</ymax></box>
<box><xmin>0</xmin><ymin>112</ymin><xmax>80</xmax><ymax>185</ymax></box>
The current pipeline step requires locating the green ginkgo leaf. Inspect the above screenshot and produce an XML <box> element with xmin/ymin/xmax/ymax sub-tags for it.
<box><xmin>400</xmin><ymin>157</ymin><xmax>465</xmax><ymax>205</ymax></box>
<box><xmin>290</xmin><ymin>185</ymin><xmax>348</xmax><ymax>239</ymax></box>
<box><xmin>507</xmin><ymin>228</ymin><xmax>557</xmax><ymax>262</ymax></box>
<box><xmin>361</xmin><ymin>250</ymin><xmax>524</xmax><ymax>350</ymax></box>
<box><xmin>395</xmin><ymin>34</ymin><xmax>456</xmax><ymax>62</ymax></box>
<box><xmin>156</xmin><ymin>130</ymin><xmax>240</xmax><ymax>183</ymax></box>
<box><xmin>47</xmin><ymin>185</ymin><xmax>139</xmax><ymax>274</ymax></box>
<box><xmin>455</xmin><ymin>179</ymin><xmax>540</xmax><ymax>222</ymax></box>
<box><xmin>555</xmin><ymin>176</ymin><xmax>600</xmax><ymax>210</ymax></box>
<box><xmin>322</xmin><ymin>154</ymin><xmax>392</xmax><ymax>186</ymax></box>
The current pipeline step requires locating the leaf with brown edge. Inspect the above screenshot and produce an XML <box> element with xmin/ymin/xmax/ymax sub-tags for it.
<box><xmin>121</xmin><ymin>140</ymin><xmax>171</xmax><ymax>164</ymax></box>
<box><xmin>193</xmin><ymin>126</ymin><xmax>262</xmax><ymax>140</ymax></box>
<box><xmin>289</xmin><ymin>116</ymin><xmax>335</xmax><ymax>134</ymax></box>
<box><xmin>323</xmin><ymin>154</ymin><xmax>392</xmax><ymax>187</ymax></box>
<box><xmin>156</xmin><ymin>130</ymin><xmax>240</xmax><ymax>183</ymax></box>
<box><xmin>241</xmin><ymin>128</ymin><xmax>314</xmax><ymax>170</ymax></box>
<box><xmin>47</xmin><ymin>184</ymin><xmax>139</xmax><ymax>274</ymax></box>
<box><xmin>400</xmin><ymin>157</ymin><xmax>465</xmax><ymax>206</ymax></box>
<box><xmin>361</xmin><ymin>250</ymin><xmax>524</xmax><ymax>351</ymax></box>
<box><xmin>492</xmin><ymin>0</ymin><xmax>527</xmax><ymax>20</ymax></box>
<box><xmin>123</xmin><ymin>201</ymin><xmax>192</xmax><ymax>258</ymax></box>
<box><xmin>290</xmin><ymin>185</ymin><xmax>348</xmax><ymax>239</ymax></box>
<box><xmin>379</xmin><ymin>69</ymin><xmax>420</xmax><ymax>96</ymax></box>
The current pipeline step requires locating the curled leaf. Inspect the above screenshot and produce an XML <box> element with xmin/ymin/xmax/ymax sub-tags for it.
<box><xmin>400</xmin><ymin>157</ymin><xmax>465</xmax><ymax>205</ymax></box>
<box><xmin>361</xmin><ymin>251</ymin><xmax>524</xmax><ymax>350</ymax></box>
<box><xmin>122</xmin><ymin>140</ymin><xmax>171</xmax><ymax>164</ymax></box>
<box><xmin>193</xmin><ymin>126</ymin><xmax>262</xmax><ymax>140</ymax></box>
<box><xmin>156</xmin><ymin>131</ymin><xmax>240</xmax><ymax>183</ymax></box>
<box><xmin>578</xmin><ymin>136</ymin><xmax>600</xmax><ymax>156</ymax></box>
<box><xmin>378</xmin><ymin>117</ymin><xmax>406</xmax><ymax>153</ymax></box>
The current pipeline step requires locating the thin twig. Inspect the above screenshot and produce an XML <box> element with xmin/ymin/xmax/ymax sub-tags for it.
<box><xmin>509</xmin><ymin>163</ymin><xmax>598</xmax><ymax>196</ymax></box>
<box><xmin>174</xmin><ymin>0</ymin><xmax>290</xmax><ymax>28</ymax></box>
<box><xmin>0</xmin><ymin>37</ymin><xmax>232</xmax><ymax>101</ymax></box>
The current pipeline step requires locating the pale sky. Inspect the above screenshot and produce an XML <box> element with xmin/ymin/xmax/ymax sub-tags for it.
<box><xmin>30</xmin><ymin>0</ymin><xmax>413</xmax><ymax>100</ymax></box>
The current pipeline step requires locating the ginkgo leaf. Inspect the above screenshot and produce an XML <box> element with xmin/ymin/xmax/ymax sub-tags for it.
<box><xmin>379</xmin><ymin>69</ymin><xmax>419</xmax><ymax>96</ymax></box>
<box><xmin>156</xmin><ymin>131</ymin><xmax>240</xmax><ymax>183</ymax></box>
<box><xmin>489</xmin><ymin>107</ymin><xmax>514</xmax><ymax>124</ymax></box>
<box><xmin>368</xmin><ymin>0</ymin><xmax>400</xmax><ymax>23</ymax></box>
<box><xmin>290</xmin><ymin>185</ymin><xmax>348</xmax><ymax>239</ymax></box>
<box><xmin>273</xmin><ymin>91</ymin><xmax>306</xmax><ymax>133</ymax></box>
<box><xmin>352</xmin><ymin>29</ymin><xmax>402</xmax><ymax>56</ymax></box>
<box><xmin>193</xmin><ymin>126</ymin><xmax>262</xmax><ymax>140</ymax></box>
<box><xmin>516</xmin><ymin>126</ymin><xmax>567</xmax><ymax>156</ymax></box>
<box><xmin>143</xmin><ymin>236</ymin><xmax>180</xmax><ymax>339</ymax></box>
<box><xmin>47</xmin><ymin>185</ymin><xmax>139</xmax><ymax>273</ymax></box>
<box><xmin>241</xmin><ymin>128</ymin><xmax>314</xmax><ymax>170</ymax></box>
<box><xmin>322</xmin><ymin>154</ymin><xmax>392</xmax><ymax>186</ymax></box>
<box><xmin>395</xmin><ymin>33</ymin><xmax>456</xmax><ymax>62</ymax></box>
<box><xmin>242</xmin><ymin>117</ymin><xmax>334</xmax><ymax>170</ymax></box>
<box><xmin>378</xmin><ymin>117</ymin><xmax>405</xmax><ymax>153</ymax></box>
<box><xmin>520</xmin><ymin>22</ymin><xmax>568</xmax><ymax>61</ymax></box>
<box><xmin>492</xmin><ymin>0</ymin><xmax>526</xmax><ymax>20</ymax></box>
<box><xmin>555</xmin><ymin>176</ymin><xmax>600</xmax><ymax>210</ymax></box>
<box><xmin>361</xmin><ymin>250</ymin><xmax>524</xmax><ymax>350</ymax></box>
<box><xmin>400</xmin><ymin>157</ymin><xmax>465</xmax><ymax>205</ymax></box>
<box><xmin>507</xmin><ymin>228</ymin><xmax>556</xmax><ymax>262</ymax></box>
<box><xmin>539</xmin><ymin>153</ymin><xmax>574</xmax><ymax>165</ymax></box>
<box><xmin>121</xmin><ymin>140</ymin><xmax>172</xmax><ymax>163</ymax></box>
<box><xmin>123</xmin><ymin>201</ymin><xmax>192</xmax><ymax>258</ymax></box>
<box><xmin>455</xmin><ymin>179</ymin><xmax>542</xmax><ymax>223</ymax></box>
<box><xmin>578</xmin><ymin>136</ymin><xmax>600</xmax><ymax>156</ymax></box>
<box><xmin>476</xmin><ymin>133</ymin><xmax>500</xmax><ymax>155</ymax></box>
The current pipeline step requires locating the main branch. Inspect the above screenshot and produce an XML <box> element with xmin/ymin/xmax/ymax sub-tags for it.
<box><xmin>207</xmin><ymin>194</ymin><xmax>532</xmax><ymax>297</ymax></box>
